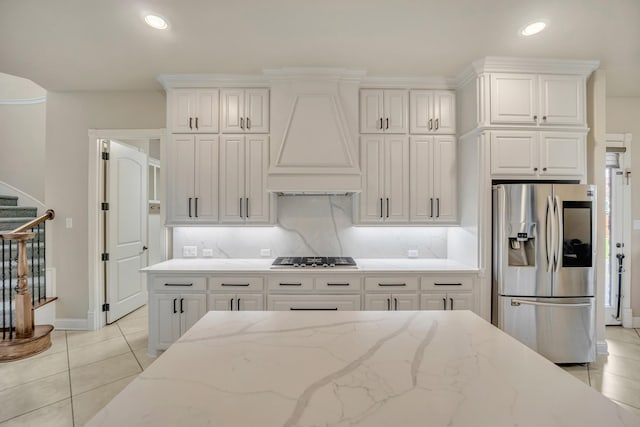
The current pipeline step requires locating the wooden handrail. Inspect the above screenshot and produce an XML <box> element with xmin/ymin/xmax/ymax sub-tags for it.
<box><xmin>6</xmin><ymin>209</ymin><xmax>55</xmax><ymax>235</ymax></box>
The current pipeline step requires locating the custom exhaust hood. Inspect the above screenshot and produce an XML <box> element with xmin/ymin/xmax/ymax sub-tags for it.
<box><xmin>265</xmin><ymin>68</ymin><xmax>365</xmax><ymax>194</ymax></box>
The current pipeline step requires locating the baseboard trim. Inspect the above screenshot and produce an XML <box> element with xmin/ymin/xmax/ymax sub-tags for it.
<box><xmin>633</xmin><ymin>317</ymin><xmax>640</xmax><ymax>328</ymax></box>
<box><xmin>55</xmin><ymin>318</ymin><xmax>89</xmax><ymax>330</ymax></box>
<box><xmin>596</xmin><ymin>340</ymin><xmax>609</xmax><ymax>356</ymax></box>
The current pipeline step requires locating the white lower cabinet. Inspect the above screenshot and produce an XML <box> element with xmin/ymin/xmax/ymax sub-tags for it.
<box><xmin>365</xmin><ymin>293</ymin><xmax>419</xmax><ymax>311</ymax></box>
<box><xmin>208</xmin><ymin>293</ymin><xmax>264</xmax><ymax>311</ymax></box>
<box><xmin>421</xmin><ymin>292</ymin><xmax>473</xmax><ymax>311</ymax></box>
<box><xmin>268</xmin><ymin>294</ymin><xmax>361</xmax><ymax>311</ymax></box>
<box><xmin>153</xmin><ymin>293</ymin><xmax>206</xmax><ymax>350</ymax></box>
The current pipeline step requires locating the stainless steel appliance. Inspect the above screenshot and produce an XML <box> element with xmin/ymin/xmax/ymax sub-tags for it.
<box><xmin>492</xmin><ymin>183</ymin><xmax>596</xmax><ymax>363</ymax></box>
<box><xmin>271</xmin><ymin>256</ymin><xmax>357</xmax><ymax>269</ymax></box>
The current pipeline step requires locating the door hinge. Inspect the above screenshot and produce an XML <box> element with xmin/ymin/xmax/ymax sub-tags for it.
<box><xmin>101</xmin><ymin>152</ymin><xmax>109</xmax><ymax>160</ymax></box>
<box><xmin>101</xmin><ymin>202</ymin><xmax>109</xmax><ymax>211</ymax></box>
<box><xmin>102</xmin><ymin>303</ymin><xmax>110</xmax><ymax>312</ymax></box>
<box><xmin>101</xmin><ymin>253</ymin><xmax>109</xmax><ymax>261</ymax></box>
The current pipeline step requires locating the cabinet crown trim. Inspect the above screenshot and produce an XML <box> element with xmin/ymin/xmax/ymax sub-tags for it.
<box><xmin>158</xmin><ymin>74</ymin><xmax>269</xmax><ymax>89</ymax></box>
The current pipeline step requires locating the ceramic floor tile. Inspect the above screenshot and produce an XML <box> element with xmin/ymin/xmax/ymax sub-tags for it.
<box><xmin>590</xmin><ymin>353</ymin><xmax>640</xmax><ymax>383</ymax></box>
<box><xmin>605</xmin><ymin>326</ymin><xmax>640</xmax><ymax>345</ymax></box>
<box><xmin>68</xmin><ymin>335</ymin><xmax>130</xmax><ymax>369</ymax></box>
<box><xmin>605</xmin><ymin>339</ymin><xmax>640</xmax><ymax>362</ymax></box>
<box><xmin>133</xmin><ymin>347</ymin><xmax>156</xmax><ymax>370</ymax></box>
<box><xmin>0</xmin><ymin>350</ymin><xmax>69</xmax><ymax>391</ymax></box>
<box><xmin>30</xmin><ymin>330</ymin><xmax>67</xmax><ymax>360</ymax></box>
<box><xmin>560</xmin><ymin>364</ymin><xmax>590</xmax><ymax>385</ymax></box>
<box><xmin>590</xmin><ymin>371</ymin><xmax>640</xmax><ymax>409</ymax></box>
<box><xmin>611</xmin><ymin>400</ymin><xmax>640</xmax><ymax>418</ymax></box>
<box><xmin>66</xmin><ymin>324</ymin><xmax>122</xmax><ymax>350</ymax></box>
<box><xmin>72</xmin><ymin>374</ymin><xmax>138</xmax><ymax>426</ymax></box>
<box><xmin>123</xmin><ymin>329</ymin><xmax>148</xmax><ymax>351</ymax></box>
<box><xmin>124</xmin><ymin>305</ymin><xmax>147</xmax><ymax>320</ymax></box>
<box><xmin>0</xmin><ymin>372</ymin><xmax>70</xmax><ymax>423</ymax></box>
<box><xmin>0</xmin><ymin>399</ymin><xmax>72</xmax><ymax>427</ymax></box>
<box><xmin>69</xmin><ymin>352</ymin><xmax>141</xmax><ymax>396</ymax></box>
<box><xmin>115</xmin><ymin>315</ymin><xmax>147</xmax><ymax>336</ymax></box>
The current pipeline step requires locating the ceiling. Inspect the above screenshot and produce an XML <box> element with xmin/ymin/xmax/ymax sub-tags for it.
<box><xmin>1</xmin><ymin>0</ymin><xmax>638</xmax><ymax>96</ymax></box>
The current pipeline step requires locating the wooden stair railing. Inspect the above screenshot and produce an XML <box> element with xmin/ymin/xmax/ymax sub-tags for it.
<box><xmin>1</xmin><ymin>209</ymin><xmax>55</xmax><ymax>361</ymax></box>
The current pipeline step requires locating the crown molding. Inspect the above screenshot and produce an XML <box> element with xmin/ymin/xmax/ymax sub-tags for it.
<box><xmin>361</xmin><ymin>75</ymin><xmax>456</xmax><ymax>90</ymax></box>
<box><xmin>263</xmin><ymin>67</ymin><xmax>367</xmax><ymax>82</ymax></box>
<box><xmin>0</xmin><ymin>96</ymin><xmax>46</xmax><ymax>105</ymax></box>
<box><xmin>157</xmin><ymin>74</ymin><xmax>269</xmax><ymax>89</ymax></box>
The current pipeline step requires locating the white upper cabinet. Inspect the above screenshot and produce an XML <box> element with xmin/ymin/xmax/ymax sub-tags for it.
<box><xmin>359</xmin><ymin>135</ymin><xmax>409</xmax><ymax>223</ymax></box>
<box><xmin>410</xmin><ymin>136</ymin><xmax>457</xmax><ymax>223</ymax></box>
<box><xmin>410</xmin><ymin>90</ymin><xmax>456</xmax><ymax>134</ymax></box>
<box><xmin>170</xmin><ymin>89</ymin><xmax>219</xmax><ymax>133</ymax></box>
<box><xmin>539</xmin><ymin>132</ymin><xmax>585</xmax><ymax>177</ymax></box>
<box><xmin>219</xmin><ymin>135</ymin><xmax>270</xmax><ymax>224</ymax></box>
<box><xmin>167</xmin><ymin>134</ymin><xmax>219</xmax><ymax>224</ymax></box>
<box><xmin>221</xmin><ymin>88</ymin><xmax>269</xmax><ymax>133</ymax></box>
<box><xmin>360</xmin><ymin>89</ymin><xmax>408</xmax><ymax>134</ymax></box>
<box><xmin>490</xmin><ymin>73</ymin><xmax>585</xmax><ymax>127</ymax></box>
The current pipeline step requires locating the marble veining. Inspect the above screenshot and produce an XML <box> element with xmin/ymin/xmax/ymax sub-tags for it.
<box><xmin>87</xmin><ymin>311</ymin><xmax>639</xmax><ymax>426</ymax></box>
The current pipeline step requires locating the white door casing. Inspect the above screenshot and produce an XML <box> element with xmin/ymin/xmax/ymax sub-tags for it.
<box><xmin>106</xmin><ymin>140</ymin><xmax>148</xmax><ymax>323</ymax></box>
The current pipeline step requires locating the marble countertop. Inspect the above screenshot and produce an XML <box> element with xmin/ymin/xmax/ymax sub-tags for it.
<box><xmin>141</xmin><ymin>258</ymin><xmax>478</xmax><ymax>273</ymax></box>
<box><xmin>88</xmin><ymin>311</ymin><xmax>638</xmax><ymax>426</ymax></box>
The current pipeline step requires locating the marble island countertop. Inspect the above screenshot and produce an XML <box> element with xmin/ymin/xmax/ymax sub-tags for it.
<box><xmin>141</xmin><ymin>258</ymin><xmax>478</xmax><ymax>273</ymax></box>
<box><xmin>88</xmin><ymin>311</ymin><xmax>638</xmax><ymax>426</ymax></box>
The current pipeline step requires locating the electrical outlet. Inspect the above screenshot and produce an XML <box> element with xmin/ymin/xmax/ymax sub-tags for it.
<box><xmin>408</xmin><ymin>249</ymin><xmax>418</xmax><ymax>258</ymax></box>
<box><xmin>202</xmin><ymin>249</ymin><xmax>214</xmax><ymax>257</ymax></box>
<box><xmin>183</xmin><ymin>246</ymin><xmax>197</xmax><ymax>257</ymax></box>
<box><xmin>260</xmin><ymin>248</ymin><xmax>271</xmax><ymax>257</ymax></box>
<box><xmin>65</xmin><ymin>218</ymin><xmax>73</xmax><ymax>229</ymax></box>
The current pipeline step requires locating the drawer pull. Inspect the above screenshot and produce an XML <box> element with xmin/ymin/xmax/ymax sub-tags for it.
<box><xmin>378</xmin><ymin>283</ymin><xmax>406</xmax><ymax>287</ymax></box>
<box><xmin>290</xmin><ymin>308</ymin><xmax>338</xmax><ymax>311</ymax></box>
<box><xmin>279</xmin><ymin>283</ymin><xmax>302</xmax><ymax>286</ymax></box>
<box><xmin>326</xmin><ymin>283</ymin><xmax>350</xmax><ymax>287</ymax></box>
<box><xmin>221</xmin><ymin>283</ymin><xmax>250</xmax><ymax>287</ymax></box>
<box><xmin>434</xmin><ymin>283</ymin><xmax>462</xmax><ymax>286</ymax></box>
<box><xmin>164</xmin><ymin>283</ymin><xmax>193</xmax><ymax>287</ymax></box>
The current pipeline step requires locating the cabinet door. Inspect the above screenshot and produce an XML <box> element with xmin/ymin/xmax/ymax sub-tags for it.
<box><xmin>360</xmin><ymin>89</ymin><xmax>384</xmax><ymax>133</ymax></box>
<box><xmin>154</xmin><ymin>294</ymin><xmax>181</xmax><ymax>349</ymax></box>
<box><xmin>170</xmin><ymin>89</ymin><xmax>197</xmax><ymax>133</ymax></box>
<box><xmin>237</xmin><ymin>294</ymin><xmax>264</xmax><ymax>311</ymax></box>
<box><xmin>359</xmin><ymin>136</ymin><xmax>385</xmax><ymax>223</ymax></box>
<box><xmin>490</xmin><ymin>131</ymin><xmax>538</xmax><ymax>176</ymax></box>
<box><xmin>392</xmin><ymin>294</ymin><xmax>419</xmax><ymax>310</ymax></box>
<box><xmin>433</xmin><ymin>91</ymin><xmax>456</xmax><ymax>134</ymax></box>
<box><xmin>219</xmin><ymin>136</ymin><xmax>246</xmax><ymax>223</ymax></box>
<box><xmin>420</xmin><ymin>294</ymin><xmax>449</xmax><ymax>311</ymax></box>
<box><xmin>244</xmin><ymin>136</ymin><xmax>270</xmax><ymax>223</ymax></box>
<box><xmin>409</xmin><ymin>90</ymin><xmax>434</xmax><ymax>134</ymax></box>
<box><xmin>383</xmin><ymin>90</ymin><xmax>408</xmax><ymax>133</ymax></box>
<box><xmin>539</xmin><ymin>132</ymin><xmax>585</xmax><ymax>177</ymax></box>
<box><xmin>364</xmin><ymin>294</ymin><xmax>392</xmax><ymax>311</ymax></box>
<box><xmin>384</xmin><ymin>136</ymin><xmax>409</xmax><ymax>222</ymax></box>
<box><xmin>221</xmin><ymin>89</ymin><xmax>245</xmax><ymax>133</ymax></box>
<box><xmin>180</xmin><ymin>294</ymin><xmax>207</xmax><ymax>335</ymax></box>
<box><xmin>539</xmin><ymin>75</ymin><xmax>584</xmax><ymax>126</ymax></box>
<box><xmin>193</xmin><ymin>135</ymin><xmax>219</xmax><ymax>222</ymax></box>
<box><xmin>194</xmin><ymin>89</ymin><xmax>219</xmax><ymax>133</ymax></box>
<box><xmin>490</xmin><ymin>74</ymin><xmax>537</xmax><ymax>124</ymax></box>
<box><xmin>208</xmin><ymin>293</ymin><xmax>235</xmax><ymax>311</ymax></box>
<box><xmin>167</xmin><ymin>135</ymin><xmax>195</xmax><ymax>223</ymax></box>
<box><xmin>432</xmin><ymin>136</ymin><xmax>457</xmax><ymax>222</ymax></box>
<box><xmin>448</xmin><ymin>292</ymin><xmax>473</xmax><ymax>311</ymax></box>
<box><xmin>409</xmin><ymin>136</ymin><xmax>434</xmax><ymax>222</ymax></box>
<box><xmin>245</xmin><ymin>89</ymin><xmax>269</xmax><ymax>133</ymax></box>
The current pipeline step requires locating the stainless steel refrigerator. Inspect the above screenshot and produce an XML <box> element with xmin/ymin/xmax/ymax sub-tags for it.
<box><xmin>492</xmin><ymin>183</ymin><xmax>596</xmax><ymax>363</ymax></box>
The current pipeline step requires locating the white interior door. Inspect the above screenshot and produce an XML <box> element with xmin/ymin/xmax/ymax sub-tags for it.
<box><xmin>107</xmin><ymin>140</ymin><xmax>148</xmax><ymax>323</ymax></box>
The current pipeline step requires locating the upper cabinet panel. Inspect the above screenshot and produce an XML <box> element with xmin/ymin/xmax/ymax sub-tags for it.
<box><xmin>360</xmin><ymin>89</ymin><xmax>407</xmax><ymax>134</ymax></box>
<box><xmin>490</xmin><ymin>74</ymin><xmax>538</xmax><ymax>125</ymax></box>
<box><xmin>410</xmin><ymin>90</ymin><xmax>456</xmax><ymax>134</ymax></box>
<box><xmin>221</xmin><ymin>88</ymin><xmax>269</xmax><ymax>133</ymax></box>
<box><xmin>170</xmin><ymin>89</ymin><xmax>219</xmax><ymax>133</ymax></box>
<box><xmin>539</xmin><ymin>75</ymin><xmax>584</xmax><ymax>126</ymax></box>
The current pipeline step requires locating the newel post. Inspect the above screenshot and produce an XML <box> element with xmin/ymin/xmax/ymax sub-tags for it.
<box><xmin>8</xmin><ymin>232</ymin><xmax>35</xmax><ymax>338</ymax></box>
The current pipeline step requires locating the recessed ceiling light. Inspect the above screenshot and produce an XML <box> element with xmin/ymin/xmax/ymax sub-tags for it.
<box><xmin>520</xmin><ymin>21</ymin><xmax>547</xmax><ymax>36</ymax></box>
<box><xmin>144</xmin><ymin>14</ymin><xmax>169</xmax><ymax>30</ymax></box>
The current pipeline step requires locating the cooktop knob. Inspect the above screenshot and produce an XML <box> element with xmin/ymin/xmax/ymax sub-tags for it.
<box><xmin>311</xmin><ymin>263</ymin><xmax>317</xmax><ymax>267</ymax></box>
<box><xmin>323</xmin><ymin>263</ymin><xmax>329</xmax><ymax>268</ymax></box>
<box><xmin>329</xmin><ymin>263</ymin><xmax>336</xmax><ymax>267</ymax></box>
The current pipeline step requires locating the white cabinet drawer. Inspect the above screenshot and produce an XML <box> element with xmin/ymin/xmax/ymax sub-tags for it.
<box><xmin>151</xmin><ymin>276</ymin><xmax>207</xmax><ymax>291</ymax></box>
<box><xmin>364</xmin><ymin>277</ymin><xmax>418</xmax><ymax>291</ymax></box>
<box><xmin>268</xmin><ymin>294</ymin><xmax>361</xmax><ymax>311</ymax></box>
<box><xmin>268</xmin><ymin>277</ymin><xmax>314</xmax><ymax>291</ymax></box>
<box><xmin>315</xmin><ymin>277</ymin><xmax>362</xmax><ymax>291</ymax></box>
<box><xmin>209</xmin><ymin>277</ymin><xmax>264</xmax><ymax>291</ymax></box>
<box><xmin>420</xmin><ymin>276</ymin><xmax>473</xmax><ymax>291</ymax></box>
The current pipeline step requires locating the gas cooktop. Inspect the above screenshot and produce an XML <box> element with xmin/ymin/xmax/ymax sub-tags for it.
<box><xmin>271</xmin><ymin>256</ymin><xmax>357</xmax><ymax>268</ymax></box>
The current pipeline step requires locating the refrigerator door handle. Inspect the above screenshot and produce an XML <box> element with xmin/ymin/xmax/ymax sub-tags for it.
<box><xmin>554</xmin><ymin>195</ymin><xmax>562</xmax><ymax>272</ymax></box>
<box><xmin>510</xmin><ymin>299</ymin><xmax>592</xmax><ymax>308</ymax></box>
<box><xmin>546</xmin><ymin>196</ymin><xmax>554</xmax><ymax>272</ymax></box>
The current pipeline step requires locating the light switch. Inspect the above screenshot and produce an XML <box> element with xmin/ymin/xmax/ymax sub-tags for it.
<box><xmin>260</xmin><ymin>249</ymin><xmax>271</xmax><ymax>257</ymax></box>
<box><xmin>202</xmin><ymin>249</ymin><xmax>213</xmax><ymax>257</ymax></box>
<box><xmin>183</xmin><ymin>246</ymin><xmax>197</xmax><ymax>257</ymax></box>
<box><xmin>408</xmin><ymin>249</ymin><xmax>418</xmax><ymax>258</ymax></box>
<box><xmin>65</xmin><ymin>218</ymin><xmax>73</xmax><ymax>229</ymax></box>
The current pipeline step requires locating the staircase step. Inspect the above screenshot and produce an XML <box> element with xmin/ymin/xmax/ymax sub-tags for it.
<box><xmin>0</xmin><ymin>196</ymin><xmax>18</xmax><ymax>207</ymax></box>
<box><xmin>0</xmin><ymin>207</ymin><xmax>37</xmax><ymax>219</ymax></box>
<box><xmin>0</xmin><ymin>217</ymin><xmax>46</xmax><ymax>232</ymax></box>
<box><xmin>0</xmin><ymin>324</ymin><xmax>54</xmax><ymax>361</ymax></box>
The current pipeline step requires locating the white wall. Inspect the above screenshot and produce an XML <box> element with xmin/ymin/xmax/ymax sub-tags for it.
<box><xmin>607</xmin><ymin>96</ymin><xmax>640</xmax><ymax>317</ymax></box>
<box><xmin>0</xmin><ymin>73</ymin><xmax>46</xmax><ymax>201</ymax></box>
<box><xmin>45</xmin><ymin>91</ymin><xmax>165</xmax><ymax>323</ymax></box>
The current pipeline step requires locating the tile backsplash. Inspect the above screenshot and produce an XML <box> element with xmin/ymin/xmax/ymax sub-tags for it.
<box><xmin>172</xmin><ymin>195</ymin><xmax>448</xmax><ymax>259</ymax></box>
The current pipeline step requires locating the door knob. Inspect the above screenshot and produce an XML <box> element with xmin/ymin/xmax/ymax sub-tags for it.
<box><xmin>142</xmin><ymin>246</ymin><xmax>148</xmax><ymax>251</ymax></box>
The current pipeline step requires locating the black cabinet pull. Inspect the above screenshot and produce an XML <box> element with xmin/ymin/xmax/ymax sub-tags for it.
<box><xmin>239</xmin><ymin>198</ymin><xmax>243</xmax><ymax>218</ymax></box>
<box><xmin>379</xmin><ymin>117</ymin><xmax>383</xmax><ymax>130</ymax></box>
<box><xmin>386</xmin><ymin>198</ymin><xmax>389</xmax><ymax>218</ymax></box>
<box><xmin>429</xmin><ymin>118</ymin><xmax>433</xmax><ymax>130</ymax></box>
<box><xmin>195</xmin><ymin>117</ymin><xmax>199</xmax><ymax>129</ymax></box>
<box><xmin>435</xmin><ymin>118</ymin><xmax>439</xmax><ymax>130</ymax></box>
<box><xmin>450</xmin><ymin>298</ymin><xmax>454</xmax><ymax>310</ymax></box>
<box><xmin>434</xmin><ymin>283</ymin><xmax>462</xmax><ymax>286</ymax></box>
<box><xmin>380</xmin><ymin>198</ymin><xmax>383</xmax><ymax>218</ymax></box>
<box><xmin>189</xmin><ymin>117</ymin><xmax>193</xmax><ymax>130</ymax></box>
<box><xmin>246</xmin><ymin>198</ymin><xmax>249</xmax><ymax>219</ymax></box>
<box><xmin>240</xmin><ymin>117</ymin><xmax>244</xmax><ymax>130</ymax></box>
<box><xmin>164</xmin><ymin>283</ymin><xmax>193</xmax><ymax>287</ymax></box>
<box><xmin>326</xmin><ymin>283</ymin><xmax>350</xmax><ymax>287</ymax></box>
<box><xmin>394</xmin><ymin>297</ymin><xmax>398</xmax><ymax>311</ymax></box>
<box><xmin>387</xmin><ymin>298</ymin><xmax>391</xmax><ymax>311</ymax></box>
<box><xmin>195</xmin><ymin>197</ymin><xmax>198</xmax><ymax>218</ymax></box>
<box><xmin>378</xmin><ymin>283</ymin><xmax>406</xmax><ymax>287</ymax></box>
<box><xmin>386</xmin><ymin>118</ymin><xmax>389</xmax><ymax>129</ymax></box>
<box><xmin>188</xmin><ymin>197</ymin><xmax>192</xmax><ymax>218</ymax></box>
<box><xmin>237</xmin><ymin>298</ymin><xmax>241</xmax><ymax>310</ymax></box>
<box><xmin>221</xmin><ymin>283</ymin><xmax>250</xmax><ymax>287</ymax></box>
<box><xmin>436</xmin><ymin>198</ymin><xmax>440</xmax><ymax>218</ymax></box>
<box><xmin>173</xmin><ymin>298</ymin><xmax>177</xmax><ymax>314</ymax></box>
<box><xmin>290</xmin><ymin>308</ymin><xmax>338</xmax><ymax>311</ymax></box>
<box><xmin>246</xmin><ymin>117</ymin><xmax>251</xmax><ymax>130</ymax></box>
<box><xmin>279</xmin><ymin>283</ymin><xmax>302</xmax><ymax>286</ymax></box>
<box><xmin>442</xmin><ymin>298</ymin><xmax>447</xmax><ymax>310</ymax></box>
<box><xmin>430</xmin><ymin>198</ymin><xmax>434</xmax><ymax>218</ymax></box>
<box><xmin>180</xmin><ymin>298</ymin><xmax>184</xmax><ymax>314</ymax></box>
<box><xmin>230</xmin><ymin>298</ymin><xmax>234</xmax><ymax>311</ymax></box>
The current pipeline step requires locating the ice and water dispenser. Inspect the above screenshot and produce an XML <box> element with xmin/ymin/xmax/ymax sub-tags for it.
<box><xmin>507</xmin><ymin>225</ymin><xmax>536</xmax><ymax>267</ymax></box>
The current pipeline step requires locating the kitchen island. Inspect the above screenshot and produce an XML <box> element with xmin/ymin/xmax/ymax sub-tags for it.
<box><xmin>87</xmin><ymin>310</ymin><xmax>638</xmax><ymax>426</ymax></box>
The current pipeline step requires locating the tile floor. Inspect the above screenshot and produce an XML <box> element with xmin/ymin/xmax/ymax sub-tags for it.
<box><xmin>1</xmin><ymin>309</ymin><xmax>639</xmax><ymax>425</ymax></box>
